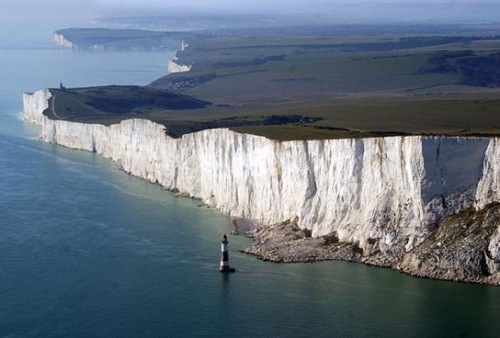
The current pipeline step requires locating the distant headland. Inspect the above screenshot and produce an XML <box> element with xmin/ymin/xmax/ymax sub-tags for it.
<box><xmin>50</xmin><ymin>25</ymin><xmax>500</xmax><ymax>140</ymax></box>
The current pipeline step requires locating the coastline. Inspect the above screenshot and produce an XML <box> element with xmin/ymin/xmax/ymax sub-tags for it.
<box><xmin>22</xmin><ymin>89</ymin><xmax>500</xmax><ymax>285</ymax></box>
<box><xmin>21</xmin><ymin>39</ymin><xmax>500</xmax><ymax>285</ymax></box>
<box><xmin>7</xmin><ymin>25</ymin><xmax>500</xmax><ymax>338</ymax></box>
<box><xmin>242</xmin><ymin>206</ymin><xmax>500</xmax><ymax>285</ymax></box>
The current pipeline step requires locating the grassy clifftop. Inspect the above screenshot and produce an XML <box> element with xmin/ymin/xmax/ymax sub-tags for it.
<box><xmin>152</xmin><ymin>34</ymin><xmax>500</xmax><ymax>103</ymax></box>
<box><xmin>46</xmin><ymin>86</ymin><xmax>210</xmax><ymax>124</ymax></box>
<box><xmin>49</xmin><ymin>26</ymin><xmax>500</xmax><ymax>140</ymax></box>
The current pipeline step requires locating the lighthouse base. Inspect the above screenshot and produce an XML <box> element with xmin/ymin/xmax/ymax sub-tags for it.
<box><xmin>219</xmin><ymin>267</ymin><xmax>236</xmax><ymax>273</ymax></box>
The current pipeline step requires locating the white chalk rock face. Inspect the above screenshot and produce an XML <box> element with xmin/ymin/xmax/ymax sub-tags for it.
<box><xmin>488</xmin><ymin>228</ymin><xmax>500</xmax><ymax>261</ymax></box>
<box><xmin>22</xmin><ymin>89</ymin><xmax>52</xmax><ymax>125</ymax></box>
<box><xmin>23</xmin><ymin>89</ymin><xmax>500</xmax><ymax>254</ymax></box>
<box><xmin>167</xmin><ymin>60</ymin><xmax>192</xmax><ymax>73</ymax></box>
<box><xmin>53</xmin><ymin>33</ymin><xmax>78</xmax><ymax>49</ymax></box>
<box><xmin>476</xmin><ymin>138</ymin><xmax>500</xmax><ymax>208</ymax></box>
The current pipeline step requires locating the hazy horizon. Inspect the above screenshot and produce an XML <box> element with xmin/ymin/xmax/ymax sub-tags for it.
<box><xmin>94</xmin><ymin>1</ymin><xmax>500</xmax><ymax>24</ymax></box>
<box><xmin>1</xmin><ymin>0</ymin><xmax>500</xmax><ymax>47</ymax></box>
<box><xmin>3</xmin><ymin>0</ymin><xmax>500</xmax><ymax>23</ymax></box>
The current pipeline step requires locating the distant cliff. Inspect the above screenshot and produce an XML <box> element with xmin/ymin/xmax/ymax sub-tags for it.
<box><xmin>23</xmin><ymin>89</ymin><xmax>500</xmax><ymax>285</ymax></box>
<box><xmin>167</xmin><ymin>59</ymin><xmax>192</xmax><ymax>73</ymax></box>
<box><xmin>52</xmin><ymin>28</ymin><xmax>191</xmax><ymax>51</ymax></box>
<box><xmin>53</xmin><ymin>32</ymin><xmax>78</xmax><ymax>49</ymax></box>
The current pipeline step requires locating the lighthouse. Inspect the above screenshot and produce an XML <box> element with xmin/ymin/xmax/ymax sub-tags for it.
<box><xmin>219</xmin><ymin>234</ymin><xmax>236</xmax><ymax>273</ymax></box>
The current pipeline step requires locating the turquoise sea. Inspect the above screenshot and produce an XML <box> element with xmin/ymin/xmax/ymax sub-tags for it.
<box><xmin>1</xmin><ymin>41</ymin><xmax>500</xmax><ymax>338</ymax></box>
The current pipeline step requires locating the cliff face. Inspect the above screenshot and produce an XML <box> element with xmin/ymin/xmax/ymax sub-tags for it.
<box><xmin>23</xmin><ymin>89</ymin><xmax>500</xmax><ymax>283</ymax></box>
<box><xmin>23</xmin><ymin>89</ymin><xmax>52</xmax><ymax>125</ymax></box>
<box><xmin>52</xmin><ymin>33</ymin><xmax>78</xmax><ymax>49</ymax></box>
<box><xmin>167</xmin><ymin>60</ymin><xmax>192</xmax><ymax>73</ymax></box>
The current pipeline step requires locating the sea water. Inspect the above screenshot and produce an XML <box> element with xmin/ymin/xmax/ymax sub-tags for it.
<box><xmin>1</xmin><ymin>43</ymin><xmax>500</xmax><ymax>338</ymax></box>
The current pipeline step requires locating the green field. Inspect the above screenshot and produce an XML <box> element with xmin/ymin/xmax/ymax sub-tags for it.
<box><xmin>47</xmin><ymin>85</ymin><xmax>210</xmax><ymax>124</ymax></box>
<box><xmin>154</xmin><ymin>35</ymin><xmax>500</xmax><ymax>103</ymax></box>
<box><xmin>50</xmin><ymin>27</ymin><xmax>500</xmax><ymax>140</ymax></box>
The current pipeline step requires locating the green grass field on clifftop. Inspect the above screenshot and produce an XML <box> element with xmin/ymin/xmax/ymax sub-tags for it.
<box><xmin>50</xmin><ymin>26</ymin><xmax>500</xmax><ymax>140</ymax></box>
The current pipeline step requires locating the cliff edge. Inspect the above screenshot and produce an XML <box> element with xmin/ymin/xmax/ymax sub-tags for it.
<box><xmin>23</xmin><ymin>89</ymin><xmax>500</xmax><ymax>285</ymax></box>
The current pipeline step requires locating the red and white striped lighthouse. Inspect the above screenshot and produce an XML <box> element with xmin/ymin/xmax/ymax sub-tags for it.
<box><xmin>219</xmin><ymin>234</ymin><xmax>235</xmax><ymax>273</ymax></box>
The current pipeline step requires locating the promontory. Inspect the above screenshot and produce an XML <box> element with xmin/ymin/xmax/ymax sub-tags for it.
<box><xmin>26</xmin><ymin>25</ymin><xmax>500</xmax><ymax>285</ymax></box>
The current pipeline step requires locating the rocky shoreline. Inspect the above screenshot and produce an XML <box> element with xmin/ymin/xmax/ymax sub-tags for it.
<box><xmin>240</xmin><ymin>218</ymin><xmax>364</xmax><ymax>263</ymax></box>
<box><xmin>240</xmin><ymin>205</ymin><xmax>500</xmax><ymax>286</ymax></box>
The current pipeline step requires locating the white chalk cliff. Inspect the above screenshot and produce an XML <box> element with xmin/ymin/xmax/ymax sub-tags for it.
<box><xmin>23</xmin><ymin>89</ymin><xmax>500</xmax><ymax>259</ymax></box>
<box><xmin>167</xmin><ymin>60</ymin><xmax>192</xmax><ymax>73</ymax></box>
<box><xmin>52</xmin><ymin>33</ymin><xmax>78</xmax><ymax>49</ymax></box>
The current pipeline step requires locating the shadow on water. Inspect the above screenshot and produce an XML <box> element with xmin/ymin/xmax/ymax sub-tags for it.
<box><xmin>221</xmin><ymin>272</ymin><xmax>232</xmax><ymax>291</ymax></box>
